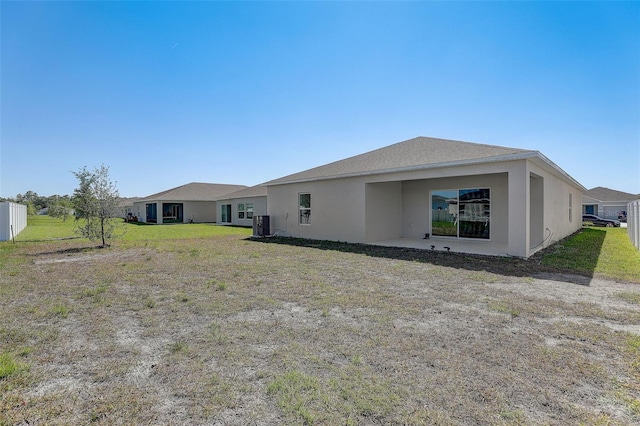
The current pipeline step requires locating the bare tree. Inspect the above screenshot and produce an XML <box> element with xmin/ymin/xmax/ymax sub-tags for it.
<box><xmin>72</xmin><ymin>165</ymin><xmax>122</xmax><ymax>247</ymax></box>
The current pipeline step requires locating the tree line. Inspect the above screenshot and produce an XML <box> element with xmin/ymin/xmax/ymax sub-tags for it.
<box><xmin>0</xmin><ymin>191</ymin><xmax>74</xmax><ymax>218</ymax></box>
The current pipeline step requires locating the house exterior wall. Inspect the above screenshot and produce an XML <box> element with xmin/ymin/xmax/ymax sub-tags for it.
<box><xmin>266</xmin><ymin>158</ymin><xmax>582</xmax><ymax>258</ymax></box>
<box><xmin>131</xmin><ymin>200</ymin><xmax>216</xmax><ymax>223</ymax></box>
<box><xmin>527</xmin><ymin>161</ymin><xmax>583</xmax><ymax>255</ymax></box>
<box><xmin>504</xmin><ymin>160</ymin><xmax>528</xmax><ymax>257</ymax></box>
<box><xmin>529</xmin><ymin>173</ymin><xmax>545</xmax><ymax>249</ymax></box>
<box><xmin>582</xmin><ymin>199</ymin><xmax>630</xmax><ymax>220</ymax></box>
<box><xmin>183</xmin><ymin>201</ymin><xmax>217</xmax><ymax>223</ymax></box>
<box><xmin>365</xmin><ymin>181</ymin><xmax>402</xmax><ymax>242</ymax></box>
<box><xmin>267</xmin><ymin>162</ymin><xmax>517</xmax><ymax>247</ymax></box>
<box><xmin>581</xmin><ymin>203</ymin><xmax>626</xmax><ymax>219</ymax></box>
<box><xmin>121</xmin><ymin>205</ymin><xmax>134</xmax><ymax>219</ymax></box>
<box><xmin>132</xmin><ymin>201</ymin><xmax>147</xmax><ymax>223</ymax></box>
<box><xmin>267</xmin><ymin>177</ymin><xmax>366</xmax><ymax>241</ymax></box>
<box><xmin>598</xmin><ymin>203</ymin><xmax>628</xmax><ymax>220</ymax></box>
<box><xmin>0</xmin><ymin>202</ymin><xmax>28</xmax><ymax>241</ymax></box>
<box><xmin>401</xmin><ymin>173</ymin><xmax>509</xmax><ymax>247</ymax></box>
<box><xmin>216</xmin><ymin>196</ymin><xmax>267</xmax><ymax>227</ymax></box>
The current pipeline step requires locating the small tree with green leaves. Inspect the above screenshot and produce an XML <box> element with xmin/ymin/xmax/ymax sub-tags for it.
<box><xmin>49</xmin><ymin>196</ymin><xmax>74</xmax><ymax>221</ymax></box>
<box><xmin>26</xmin><ymin>202</ymin><xmax>38</xmax><ymax>217</ymax></box>
<box><xmin>72</xmin><ymin>165</ymin><xmax>122</xmax><ymax>247</ymax></box>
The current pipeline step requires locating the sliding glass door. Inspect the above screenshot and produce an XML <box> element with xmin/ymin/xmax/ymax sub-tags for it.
<box><xmin>431</xmin><ymin>188</ymin><xmax>490</xmax><ymax>239</ymax></box>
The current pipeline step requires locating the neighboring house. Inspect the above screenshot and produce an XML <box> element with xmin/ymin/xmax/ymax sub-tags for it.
<box><xmin>132</xmin><ymin>182</ymin><xmax>247</xmax><ymax>224</ymax></box>
<box><xmin>0</xmin><ymin>202</ymin><xmax>27</xmax><ymax>241</ymax></box>
<box><xmin>119</xmin><ymin>197</ymin><xmax>141</xmax><ymax>220</ymax></box>
<box><xmin>582</xmin><ymin>187</ymin><xmax>639</xmax><ymax>221</ymax></box>
<box><xmin>264</xmin><ymin>136</ymin><xmax>585</xmax><ymax>258</ymax></box>
<box><xmin>216</xmin><ymin>185</ymin><xmax>268</xmax><ymax>227</ymax></box>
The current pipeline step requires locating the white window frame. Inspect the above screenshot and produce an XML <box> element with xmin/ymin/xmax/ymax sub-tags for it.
<box><xmin>246</xmin><ymin>203</ymin><xmax>254</xmax><ymax>219</ymax></box>
<box><xmin>238</xmin><ymin>203</ymin><xmax>245</xmax><ymax>219</ymax></box>
<box><xmin>299</xmin><ymin>193</ymin><xmax>311</xmax><ymax>225</ymax></box>
<box><xmin>221</xmin><ymin>204</ymin><xmax>232</xmax><ymax>223</ymax></box>
<box><xmin>430</xmin><ymin>187</ymin><xmax>491</xmax><ymax>240</ymax></box>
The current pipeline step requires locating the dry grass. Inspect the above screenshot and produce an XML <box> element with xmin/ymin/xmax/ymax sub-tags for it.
<box><xmin>1</xmin><ymin>233</ymin><xmax>640</xmax><ymax>425</ymax></box>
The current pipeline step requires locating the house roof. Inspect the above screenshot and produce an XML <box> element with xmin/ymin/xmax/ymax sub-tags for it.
<box><xmin>582</xmin><ymin>195</ymin><xmax>600</xmax><ymax>204</ymax></box>
<box><xmin>583</xmin><ymin>187</ymin><xmax>639</xmax><ymax>202</ymax></box>
<box><xmin>217</xmin><ymin>185</ymin><xmax>267</xmax><ymax>200</ymax></box>
<box><xmin>138</xmin><ymin>182</ymin><xmax>248</xmax><ymax>202</ymax></box>
<box><xmin>264</xmin><ymin>136</ymin><xmax>580</xmax><ymax>187</ymax></box>
<box><xmin>118</xmin><ymin>197</ymin><xmax>142</xmax><ymax>208</ymax></box>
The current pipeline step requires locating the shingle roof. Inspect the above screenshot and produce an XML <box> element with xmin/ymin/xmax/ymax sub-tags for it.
<box><xmin>584</xmin><ymin>187</ymin><xmax>639</xmax><ymax>202</ymax></box>
<box><xmin>118</xmin><ymin>197</ymin><xmax>142</xmax><ymax>207</ymax></box>
<box><xmin>139</xmin><ymin>182</ymin><xmax>248</xmax><ymax>202</ymax></box>
<box><xmin>264</xmin><ymin>136</ymin><xmax>535</xmax><ymax>185</ymax></box>
<box><xmin>217</xmin><ymin>185</ymin><xmax>267</xmax><ymax>200</ymax></box>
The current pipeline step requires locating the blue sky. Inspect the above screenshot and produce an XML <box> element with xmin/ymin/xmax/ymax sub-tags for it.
<box><xmin>1</xmin><ymin>1</ymin><xmax>639</xmax><ymax>198</ymax></box>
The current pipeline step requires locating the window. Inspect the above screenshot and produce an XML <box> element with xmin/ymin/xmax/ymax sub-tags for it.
<box><xmin>431</xmin><ymin>190</ymin><xmax>458</xmax><ymax>236</ymax></box>
<box><xmin>146</xmin><ymin>203</ymin><xmax>157</xmax><ymax>223</ymax></box>
<box><xmin>162</xmin><ymin>203</ymin><xmax>183</xmax><ymax>222</ymax></box>
<box><xmin>431</xmin><ymin>188</ymin><xmax>490</xmax><ymax>239</ymax></box>
<box><xmin>299</xmin><ymin>193</ymin><xmax>311</xmax><ymax>224</ymax></box>
<box><xmin>246</xmin><ymin>203</ymin><xmax>254</xmax><ymax>219</ymax></box>
<box><xmin>237</xmin><ymin>203</ymin><xmax>245</xmax><ymax>219</ymax></box>
<box><xmin>221</xmin><ymin>204</ymin><xmax>231</xmax><ymax>223</ymax></box>
<box><xmin>458</xmin><ymin>189</ymin><xmax>490</xmax><ymax>239</ymax></box>
<box><xmin>569</xmin><ymin>193</ymin><xmax>573</xmax><ymax>222</ymax></box>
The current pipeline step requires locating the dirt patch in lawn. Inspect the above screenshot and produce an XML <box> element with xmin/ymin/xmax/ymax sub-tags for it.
<box><xmin>1</xmin><ymin>236</ymin><xmax>639</xmax><ymax>425</ymax></box>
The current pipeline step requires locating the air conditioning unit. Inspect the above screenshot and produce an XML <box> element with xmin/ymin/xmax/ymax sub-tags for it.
<box><xmin>252</xmin><ymin>215</ymin><xmax>270</xmax><ymax>237</ymax></box>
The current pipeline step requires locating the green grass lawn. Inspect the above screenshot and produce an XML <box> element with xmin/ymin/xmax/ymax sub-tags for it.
<box><xmin>2</xmin><ymin>216</ymin><xmax>640</xmax><ymax>424</ymax></box>
<box><xmin>542</xmin><ymin>227</ymin><xmax>640</xmax><ymax>283</ymax></box>
<box><xmin>8</xmin><ymin>216</ymin><xmax>640</xmax><ymax>283</ymax></box>
<box><xmin>15</xmin><ymin>215</ymin><xmax>252</xmax><ymax>243</ymax></box>
<box><xmin>431</xmin><ymin>220</ymin><xmax>457</xmax><ymax>236</ymax></box>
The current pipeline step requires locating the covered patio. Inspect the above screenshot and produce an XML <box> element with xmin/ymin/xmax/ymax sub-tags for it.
<box><xmin>370</xmin><ymin>237</ymin><xmax>509</xmax><ymax>257</ymax></box>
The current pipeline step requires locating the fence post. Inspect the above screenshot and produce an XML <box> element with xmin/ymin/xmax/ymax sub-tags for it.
<box><xmin>629</xmin><ymin>200</ymin><xmax>640</xmax><ymax>250</ymax></box>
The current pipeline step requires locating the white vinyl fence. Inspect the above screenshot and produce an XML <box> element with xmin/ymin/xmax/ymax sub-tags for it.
<box><xmin>0</xmin><ymin>202</ymin><xmax>27</xmax><ymax>242</ymax></box>
<box><xmin>628</xmin><ymin>199</ymin><xmax>640</xmax><ymax>251</ymax></box>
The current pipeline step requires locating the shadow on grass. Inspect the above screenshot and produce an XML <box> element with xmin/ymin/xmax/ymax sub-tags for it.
<box><xmin>538</xmin><ymin>227</ymin><xmax>606</xmax><ymax>280</ymax></box>
<box><xmin>17</xmin><ymin>236</ymin><xmax>84</xmax><ymax>243</ymax></box>
<box><xmin>123</xmin><ymin>221</ymin><xmax>235</xmax><ymax>227</ymax></box>
<box><xmin>249</xmin><ymin>233</ymin><xmax>602</xmax><ymax>286</ymax></box>
<box><xmin>25</xmin><ymin>245</ymin><xmax>108</xmax><ymax>257</ymax></box>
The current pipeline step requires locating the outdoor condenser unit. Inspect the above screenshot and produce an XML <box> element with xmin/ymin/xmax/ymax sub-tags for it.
<box><xmin>253</xmin><ymin>215</ymin><xmax>270</xmax><ymax>237</ymax></box>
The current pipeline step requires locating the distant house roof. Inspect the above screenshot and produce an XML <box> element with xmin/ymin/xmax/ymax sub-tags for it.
<box><xmin>583</xmin><ymin>187</ymin><xmax>639</xmax><ymax>202</ymax></box>
<box><xmin>218</xmin><ymin>185</ymin><xmax>267</xmax><ymax>200</ymax></box>
<box><xmin>582</xmin><ymin>195</ymin><xmax>600</xmax><ymax>204</ymax></box>
<box><xmin>264</xmin><ymin>136</ymin><xmax>582</xmax><ymax>188</ymax></box>
<box><xmin>118</xmin><ymin>197</ymin><xmax>142</xmax><ymax>208</ymax></box>
<box><xmin>138</xmin><ymin>182</ymin><xmax>248</xmax><ymax>202</ymax></box>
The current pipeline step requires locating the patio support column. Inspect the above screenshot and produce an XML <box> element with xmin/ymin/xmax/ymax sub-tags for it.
<box><xmin>507</xmin><ymin>161</ymin><xmax>530</xmax><ymax>258</ymax></box>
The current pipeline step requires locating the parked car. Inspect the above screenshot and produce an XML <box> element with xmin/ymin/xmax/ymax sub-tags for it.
<box><xmin>582</xmin><ymin>214</ymin><xmax>621</xmax><ymax>227</ymax></box>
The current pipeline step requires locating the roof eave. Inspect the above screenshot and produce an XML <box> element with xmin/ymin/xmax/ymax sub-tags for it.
<box><xmin>266</xmin><ymin>151</ymin><xmax>587</xmax><ymax>192</ymax></box>
<box><xmin>530</xmin><ymin>151</ymin><xmax>587</xmax><ymax>192</ymax></box>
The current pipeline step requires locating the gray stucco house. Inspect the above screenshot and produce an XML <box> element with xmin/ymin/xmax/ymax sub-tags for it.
<box><xmin>216</xmin><ymin>185</ymin><xmax>268</xmax><ymax>226</ymax></box>
<box><xmin>132</xmin><ymin>182</ymin><xmax>247</xmax><ymax>224</ymax></box>
<box><xmin>582</xmin><ymin>187</ymin><xmax>639</xmax><ymax>221</ymax></box>
<box><xmin>264</xmin><ymin>136</ymin><xmax>586</xmax><ymax>258</ymax></box>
